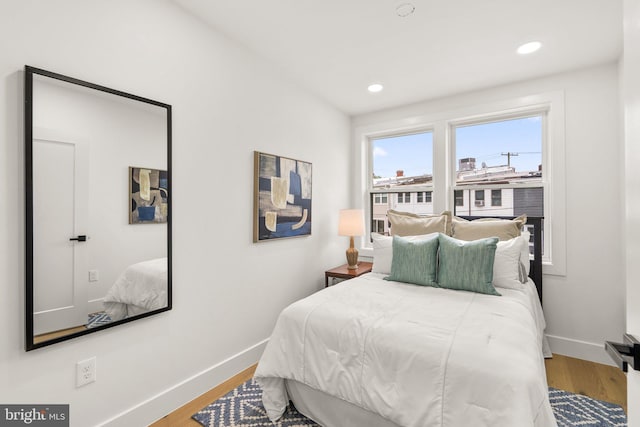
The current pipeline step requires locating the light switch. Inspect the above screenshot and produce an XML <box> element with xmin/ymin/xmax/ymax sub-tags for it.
<box><xmin>89</xmin><ymin>270</ymin><xmax>99</xmax><ymax>282</ymax></box>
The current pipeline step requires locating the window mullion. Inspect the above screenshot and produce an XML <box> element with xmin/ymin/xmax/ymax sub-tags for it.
<box><xmin>433</xmin><ymin>120</ymin><xmax>448</xmax><ymax>212</ymax></box>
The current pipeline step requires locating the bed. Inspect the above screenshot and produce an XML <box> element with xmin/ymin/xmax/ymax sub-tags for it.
<box><xmin>103</xmin><ymin>257</ymin><xmax>167</xmax><ymax>321</ymax></box>
<box><xmin>255</xmin><ymin>215</ymin><xmax>556</xmax><ymax>427</ymax></box>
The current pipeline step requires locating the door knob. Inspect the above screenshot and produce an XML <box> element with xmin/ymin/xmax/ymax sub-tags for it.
<box><xmin>69</xmin><ymin>235</ymin><xmax>87</xmax><ymax>242</ymax></box>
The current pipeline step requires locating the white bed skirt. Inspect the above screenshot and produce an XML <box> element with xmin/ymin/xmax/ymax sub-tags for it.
<box><xmin>286</xmin><ymin>378</ymin><xmax>558</xmax><ymax>427</ymax></box>
<box><xmin>286</xmin><ymin>379</ymin><xmax>399</xmax><ymax>427</ymax></box>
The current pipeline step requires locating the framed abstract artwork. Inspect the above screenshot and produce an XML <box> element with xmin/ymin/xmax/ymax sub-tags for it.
<box><xmin>253</xmin><ymin>151</ymin><xmax>312</xmax><ymax>242</ymax></box>
<box><xmin>129</xmin><ymin>166</ymin><xmax>169</xmax><ymax>224</ymax></box>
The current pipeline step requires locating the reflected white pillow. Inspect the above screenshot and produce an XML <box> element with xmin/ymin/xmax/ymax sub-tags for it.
<box><xmin>371</xmin><ymin>233</ymin><xmax>438</xmax><ymax>274</ymax></box>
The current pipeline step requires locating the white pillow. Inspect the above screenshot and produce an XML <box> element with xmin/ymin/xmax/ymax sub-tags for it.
<box><xmin>493</xmin><ymin>236</ymin><xmax>528</xmax><ymax>289</ymax></box>
<box><xmin>371</xmin><ymin>233</ymin><xmax>437</xmax><ymax>274</ymax></box>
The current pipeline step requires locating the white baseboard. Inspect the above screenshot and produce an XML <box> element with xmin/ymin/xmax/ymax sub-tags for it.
<box><xmin>546</xmin><ymin>334</ymin><xmax>614</xmax><ymax>366</ymax></box>
<box><xmin>98</xmin><ymin>338</ymin><xmax>269</xmax><ymax>427</ymax></box>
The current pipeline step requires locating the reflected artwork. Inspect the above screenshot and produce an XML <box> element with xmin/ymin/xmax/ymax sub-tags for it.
<box><xmin>129</xmin><ymin>167</ymin><xmax>168</xmax><ymax>224</ymax></box>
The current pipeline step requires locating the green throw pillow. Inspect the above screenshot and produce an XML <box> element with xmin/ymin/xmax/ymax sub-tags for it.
<box><xmin>437</xmin><ymin>234</ymin><xmax>501</xmax><ymax>296</ymax></box>
<box><xmin>384</xmin><ymin>235</ymin><xmax>439</xmax><ymax>287</ymax></box>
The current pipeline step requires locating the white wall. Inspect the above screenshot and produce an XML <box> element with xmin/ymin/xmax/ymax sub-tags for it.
<box><xmin>0</xmin><ymin>1</ymin><xmax>350</xmax><ymax>426</ymax></box>
<box><xmin>353</xmin><ymin>63</ymin><xmax>624</xmax><ymax>365</ymax></box>
<box><xmin>623</xmin><ymin>0</ymin><xmax>640</xmax><ymax>424</ymax></box>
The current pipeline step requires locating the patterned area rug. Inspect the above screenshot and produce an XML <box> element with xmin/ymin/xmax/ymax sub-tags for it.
<box><xmin>193</xmin><ymin>379</ymin><xmax>316</xmax><ymax>427</ymax></box>
<box><xmin>87</xmin><ymin>311</ymin><xmax>112</xmax><ymax>329</ymax></box>
<box><xmin>193</xmin><ymin>379</ymin><xmax>627</xmax><ymax>427</ymax></box>
<box><xmin>549</xmin><ymin>388</ymin><xmax>627</xmax><ymax>427</ymax></box>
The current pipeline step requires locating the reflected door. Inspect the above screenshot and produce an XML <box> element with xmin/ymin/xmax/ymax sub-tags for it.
<box><xmin>33</xmin><ymin>138</ymin><xmax>89</xmax><ymax>336</ymax></box>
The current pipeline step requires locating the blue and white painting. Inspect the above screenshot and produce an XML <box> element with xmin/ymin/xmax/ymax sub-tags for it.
<box><xmin>129</xmin><ymin>167</ymin><xmax>169</xmax><ymax>224</ymax></box>
<box><xmin>254</xmin><ymin>151</ymin><xmax>312</xmax><ymax>242</ymax></box>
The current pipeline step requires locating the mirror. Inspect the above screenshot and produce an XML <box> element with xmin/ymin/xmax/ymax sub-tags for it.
<box><xmin>25</xmin><ymin>66</ymin><xmax>172</xmax><ymax>351</ymax></box>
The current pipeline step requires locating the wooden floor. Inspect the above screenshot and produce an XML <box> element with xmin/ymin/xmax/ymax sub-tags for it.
<box><xmin>545</xmin><ymin>353</ymin><xmax>627</xmax><ymax>413</ymax></box>
<box><xmin>150</xmin><ymin>354</ymin><xmax>626</xmax><ymax>426</ymax></box>
<box><xmin>33</xmin><ymin>325</ymin><xmax>86</xmax><ymax>344</ymax></box>
<box><xmin>150</xmin><ymin>365</ymin><xmax>257</xmax><ymax>427</ymax></box>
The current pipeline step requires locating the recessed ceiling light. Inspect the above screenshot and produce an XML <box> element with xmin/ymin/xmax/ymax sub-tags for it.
<box><xmin>396</xmin><ymin>3</ymin><xmax>415</xmax><ymax>17</ymax></box>
<box><xmin>517</xmin><ymin>41</ymin><xmax>542</xmax><ymax>55</ymax></box>
<box><xmin>368</xmin><ymin>83</ymin><xmax>384</xmax><ymax>93</ymax></box>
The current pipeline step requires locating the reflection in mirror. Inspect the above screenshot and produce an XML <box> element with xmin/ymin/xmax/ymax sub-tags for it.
<box><xmin>25</xmin><ymin>66</ymin><xmax>172</xmax><ymax>351</ymax></box>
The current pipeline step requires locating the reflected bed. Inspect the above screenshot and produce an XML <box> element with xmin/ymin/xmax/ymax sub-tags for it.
<box><xmin>103</xmin><ymin>257</ymin><xmax>167</xmax><ymax>321</ymax></box>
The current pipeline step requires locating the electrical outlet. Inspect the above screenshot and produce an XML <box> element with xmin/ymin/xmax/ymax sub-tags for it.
<box><xmin>88</xmin><ymin>270</ymin><xmax>99</xmax><ymax>282</ymax></box>
<box><xmin>76</xmin><ymin>357</ymin><xmax>96</xmax><ymax>387</ymax></box>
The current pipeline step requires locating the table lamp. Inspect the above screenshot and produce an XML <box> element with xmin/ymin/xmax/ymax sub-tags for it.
<box><xmin>338</xmin><ymin>209</ymin><xmax>365</xmax><ymax>270</ymax></box>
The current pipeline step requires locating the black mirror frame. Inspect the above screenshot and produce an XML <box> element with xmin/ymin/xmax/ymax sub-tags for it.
<box><xmin>24</xmin><ymin>65</ymin><xmax>172</xmax><ymax>351</ymax></box>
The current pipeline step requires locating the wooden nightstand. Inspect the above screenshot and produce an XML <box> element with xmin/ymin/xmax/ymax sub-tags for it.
<box><xmin>324</xmin><ymin>262</ymin><xmax>373</xmax><ymax>287</ymax></box>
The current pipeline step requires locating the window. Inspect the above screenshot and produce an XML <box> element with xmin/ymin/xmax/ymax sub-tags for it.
<box><xmin>491</xmin><ymin>189</ymin><xmax>502</xmax><ymax>206</ymax></box>
<box><xmin>453</xmin><ymin>115</ymin><xmax>543</xmax><ymax>219</ymax></box>
<box><xmin>523</xmin><ymin>223</ymin><xmax>536</xmax><ymax>255</ymax></box>
<box><xmin>373</xmin><ymin>193</ymin><xmax>388</xmax><ymax>204</ymax></box>
<box><xmin>397</xmin><ymin>192</ymin><xmax>411</xmax><ymax>203</ymax></box>
<box><xmin>370</xmin><ymin>131</ymin><xmax>434</xmax><ymax>238</ymax></box>
<box><xmin>371</xmin><ymin>132</ymin><xmax>433</xmax><ymax>189</ymax></box>
<box><xmin>372</xmin><ymin>219</ymin><xmax>385</xmax><ymax>234</ymax></box>
<box><xmin>417</xmin><ymin>191</ymin><xmax>432</xmax><ymax>203</ymax></box>
<box><xmin>361</xmin><ymin>93</ymin><xmax>564</xmax><ymax>274</ymax></box>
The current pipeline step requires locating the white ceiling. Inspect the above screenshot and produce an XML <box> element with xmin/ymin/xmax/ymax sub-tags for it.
<box><xmin>173</xmin><ymin>0</ymin><xmax>622</xmax><ymax>116</ymax></box>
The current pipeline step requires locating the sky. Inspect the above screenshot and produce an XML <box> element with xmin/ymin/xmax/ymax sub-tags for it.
<box><xmin>373</xmin><ymin>116</ymin><xmax>542</xmax><ymax>179</ymax></box>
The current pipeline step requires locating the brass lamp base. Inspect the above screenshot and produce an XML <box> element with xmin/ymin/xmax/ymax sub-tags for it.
<box><xmin>346</xmin><ymin>236</ymin><xmax>358</xmax><ymax>270</ymax></box>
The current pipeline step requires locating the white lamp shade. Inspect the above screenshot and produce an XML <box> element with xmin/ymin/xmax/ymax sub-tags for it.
<box><xmin>338</xmin><ymin>209</ymin><xmax>365</xmax><ymax>236</ymax></box>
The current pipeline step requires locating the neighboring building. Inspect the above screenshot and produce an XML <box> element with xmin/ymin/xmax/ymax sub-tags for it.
<box><xmin>372</xmin><ymin>160</ymin><xmax>542</xmax><ymax>235</ymax></box>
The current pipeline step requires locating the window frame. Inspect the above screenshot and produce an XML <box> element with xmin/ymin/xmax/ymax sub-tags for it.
<box><xmin>355</xmin><ymin>91</ymin><xmax>566</xmax><ymax>276</ymax></box>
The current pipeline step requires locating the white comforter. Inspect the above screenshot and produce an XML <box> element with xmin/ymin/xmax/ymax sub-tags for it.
<box><xmin>255</xmin><ymin>273</ymin><xmax>556</xmax><ymax>427</ymax></box>
<box><xmin>103</xmin><ymin>257</ymin><xmax>167</xmax><ymax>321</ymax></box>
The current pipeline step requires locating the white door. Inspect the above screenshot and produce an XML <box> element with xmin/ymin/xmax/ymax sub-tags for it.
<box><xmin>33</xmin><ymin>138</ymin><xmax>89</xmax><ymax>336</ymax></box>
<box><xmin>624</xmin><ymin>1</ymin><xmax>640</xmax><ymax>425</ymax></box>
